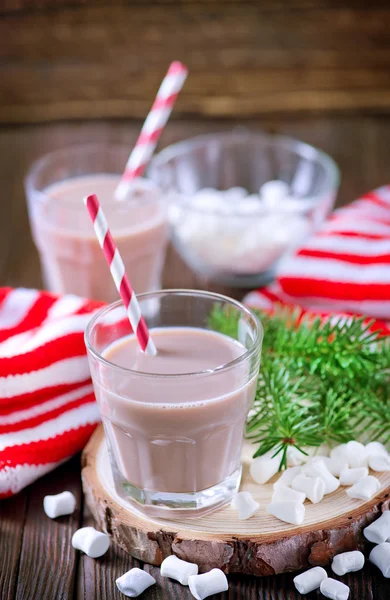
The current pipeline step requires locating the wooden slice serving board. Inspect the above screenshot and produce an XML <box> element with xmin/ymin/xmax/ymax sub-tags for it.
<box><xmin>82</xmin><ymin>425</ymin><xmax>390</xmax><ymax>576</ymax></box>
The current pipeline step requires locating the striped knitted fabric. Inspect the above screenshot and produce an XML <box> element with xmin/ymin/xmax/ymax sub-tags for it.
<box><xmin>0</xmin><ymin>288</ymin><xmax>103</xmax><ymax>498</ymax></box>
<box><xmin>244</xmin><ymin>185</ymin><xmax>390</xmax><ymax>332</ymax></box>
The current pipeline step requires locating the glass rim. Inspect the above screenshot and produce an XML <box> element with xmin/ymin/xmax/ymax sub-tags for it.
<box><xmin>84</xmin><ymin>289</ymin><xmax>263</xmax><ymax>379</ymax></box>
<box><xmin>24</xmin><ymin>142</ymin><xmax>160</xmax><ymax>209</ymax></box>
<box><xmin>148</xmin><ymin>130</ymin><xmax>340</xmax><ymax>210</ymax></box>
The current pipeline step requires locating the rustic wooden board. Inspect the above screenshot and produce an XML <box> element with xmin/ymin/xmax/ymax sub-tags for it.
<box><xmin>82</xmin><ymin>425</ymin><xmax>390</xmax><ymax>577</ymax></box>
<box><xmin>2</xmin><ymin>2</ymin><xmax>390</xmax><ymax>123</ymax></box>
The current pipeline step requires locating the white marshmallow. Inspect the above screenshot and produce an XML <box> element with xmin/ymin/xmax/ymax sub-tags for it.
<box><xmin>188</xmin><ymin>569</ymin><xmax>228</xmax><ymax>600</ymax></box>
<box><xmin>224</xmin><ymin>186</ymin><xmax>248</xmax><ymax>199</ymax></box>
<box><xmin>303</xmin><ymin>460</ymin><xmax>340</xmax><ymax>494</ymax></box>
<box><xmin>260</xmin><ymin>180</ymin><xmax>289</xmax><ymax>209</ymax></box>
<box><xmin>231</xmin><ymin>491</ymin><xmax>259</xmax><ymax>520</ymax></box>
<box><xmin>116</xmin><ymin>568</ymin><xmax>156</xmax><ymax>597</ymax></box>
<box><xmin>320</xmin><ymin>577</ymin><xmax>350</xmax><ymax>600</ymax></box>
<box><xmin>311</xmin><ymin>456</ymin><xmax>347</xmax><ymax>477</ymax></box>
<box><xmin>346</xmin><ymin>441</ymin><xmax>368</xmax><ymax>468</ymax></box>
<box><xmin>330</xmin><ymin>444</ymin><xmax>349</xmax><ymax>463</ymax></box>
<box><xmin>287</xmin><ymin>446</ymin><xmax>308</xmax><ymax>467</ymax></box>
<box><xmin>43</xmin><ymin>491</ymin><xmax>76</xmax><ymax>519</ymax></box>
<box><xmin>267</xmin><ymin>501</ymin><xmax>305</xmax><ymax>525</ymax></box>
<box><xmin>292</xmin><ymin>474</ymin><xmax>325</xmax><ymax>504</ymax></box>
<box><xmin>366</xmin><ymin>441</ymin><xmax>388</xmax><ymax>458</ymax></box>
<box><xmin>364</xmin><ymin>511</ymin><xmax>390</xmax><ymax>544</ymax></box>
<box><xmin>346</xmin><ymin>476</ymin><xmax>381</xmax><ymax>501</ymax></box>
<box><xmin>277</xmin><ymin>466</ymin><xmax>302</xmax><ymax>487</ymax></box>
<box><xmin>293</xmin><ymin>566</ymin><xmax>327</xmax><ymax>594</ymax></box>
<box><xmin>71</xmin><ymin>527</ymin><xmax>110</xmax><ymax>558</ymax></box>
<box><xmin>272</xmin><ymin>483</ymin><xmax>306</xmax><ymax>504</ymax></box>
<box><xmin>369</xmin><ymin>542</ymin><xmax>390</xmax><ymax>578</ymax></box>
<box><xmin>339</xmin><ymin>466</ymin><xmax>368</xmax><ymax>486</ymax></box>
<box><xmin>250</xmin><ymin>449</ymin><xmax>280</xmax><ymax>484</ymax></box>
<box><xmin>369</xmin><ymin>454</ymin><xmax>390</xmax><ymax>472</ymax></box>
<box><xmin>331</xmin><ymin>550</ymin><xmax>365</xmax><ymax>576</ymax></box>
<box><xmin>160</xmin><ymin>555</ymin><xmax>198</xmax><ymax>585</ymax></box>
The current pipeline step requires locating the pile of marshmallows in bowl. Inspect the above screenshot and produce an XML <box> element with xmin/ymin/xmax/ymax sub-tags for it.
<box><xmin>42</xmin><ymin>439</ymin><xmax>389</xmax><ymax>599</ymax></box>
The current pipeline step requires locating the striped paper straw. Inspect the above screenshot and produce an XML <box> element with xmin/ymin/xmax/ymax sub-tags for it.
<box><xmin>114</xmin><ymin>61</ymin><xmax>188</xmax><ymax>201</ymax></box>
<box><xmin>84</xmin><ymin>193</ymin><xmax>157</xmax><ymax>356</ymax></box>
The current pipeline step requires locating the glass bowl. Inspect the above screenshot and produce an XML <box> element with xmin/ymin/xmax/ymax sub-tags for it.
<box><xmin>149</xmin><ymin>131</ymin><xmax>340</xmax><ymax>287</ymax></box>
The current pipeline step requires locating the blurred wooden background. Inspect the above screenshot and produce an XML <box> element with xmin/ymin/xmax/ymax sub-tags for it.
<box><xmin>1</xmin><ymin>1</ymin><xmax>390</xmax><ymax>123</ymax></box>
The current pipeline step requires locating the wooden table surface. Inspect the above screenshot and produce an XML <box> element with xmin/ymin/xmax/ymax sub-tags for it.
<box><xmin>1</xmin><ymin>117</ymin><xmax>390</xmax><ymax>599</ymax></box>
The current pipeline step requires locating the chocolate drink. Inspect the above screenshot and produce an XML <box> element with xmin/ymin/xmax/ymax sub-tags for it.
<box><xmin>94</xmin><ymin>327</ymin><xmax>257</xmax><ymax>495</ymax></box>
<box><xmin>29</xmin><ymin>174</ymin><xmax>168</xmax><ymax>303</ymax></box>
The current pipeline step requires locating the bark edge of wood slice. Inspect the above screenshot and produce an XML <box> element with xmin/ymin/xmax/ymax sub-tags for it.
<box><xmin>81</xmin><ymin>425</ymin><xmax>390</xmax><ymax>576</ymax></box>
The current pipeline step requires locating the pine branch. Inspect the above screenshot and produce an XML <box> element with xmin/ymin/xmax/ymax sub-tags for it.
<box><xmin>209</xmin><ymin>303</ymin><xmax>390</xmax><ymax>468</ymax></box>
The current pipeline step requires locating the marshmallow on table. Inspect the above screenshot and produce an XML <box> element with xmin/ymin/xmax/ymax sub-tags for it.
<box><xmin>370</xmin><ymin>543</ymin><xmax>390</xmax><ymax>578</ymax></box>
<box><xmin>364</xmin><ymin>511</ymin><xmax>390</xmax><ymax>544</ymax></box>
<box><xmin>267</xmin><ymin>501</ymin><xmax>305</xmax><ymax>525</ymax></box>
<box><xmin>43</xmin><ymin>491</ymin><xmax>76</xmax><ymax>519</ymax></box>
<box><xmin>346</xmin><ymin>476</ymin><xmax>381</xmax><ymax>501</ymax></box>
<box><xmin>272</xmin><ymin>483</ymin><xmax>306</xmax><ymax>504</ymax></box>
<box><xmin>346</xmin><ymin>441</ymin><xmax>368</xmax><ymax>468</ymax></box>
<box><xmin>366</xmin><ymin>441</ymin><xmax>388</xmax><ymax>458</ymax></box>
<box><xmin>292</xmin><ymin>474</ymin><xmax>325</xmax><ymax>504</ymax></box>
<box><xmin>231</xmin><ymin>491</ymin><xmax>259</xmax><ymax>520</ymax></box>
<box><xmin>369</xmin><ymin>454</ymin><xmax>390</xmax><ymax>472</ymax></box>
<box><xmin>303</xmin><ymin>460</ymin><xmax>340</xmax><ymax>494</ymax></box>
<box><xmin>339</xmin><ymin>466</ymin><xmax>369</xmax><ymax>486</ymax></box>
<box><xmin>71</xmin><ymin>527</ymin><xmax>110</xmax><ymax>558</ymax></box>
<box><xmin>249</xmin><ymin>449</ymin><xmax>280</xmax><ymax>484</ymax></box>
<box><xmin>116</xmin><ymin>568</ymin><xmax>156</xmax><ymax>598</ymax></box>
<box><xmin>160</xmin><ymin>555</ymin><xmax>198</xmax><ymax>585</ymax></box>
<box><xmin>331</xmin><ymin>550</ymin><xmax>365</xmax><ymax>576</ymax></box>
<box><xmin>188</xmin><ymin>569</ymin><xmax>228</xmax><ymax>600</ymax></box>
<box><xmin>277</xmin><ymin>466</ymin><xmax>302</xmax><ymax>487</ymax></box>
<box><xmin>320</xmin><ymin>577</ymin><xmax>350</xmax><ymax>600</ymax></box>
<box><xmin>293</xmin><ymin>566</ymin><xmax>327</xmax><ymax>594</ymax></box>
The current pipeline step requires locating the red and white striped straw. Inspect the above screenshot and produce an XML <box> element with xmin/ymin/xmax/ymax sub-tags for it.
<box><xmin>114</xmin><ymin>61</ymin><xmax>188</xmax><ymax>201</ymax></box>
<box><xmin>84</xmin><ymin>193</ymin><xmax>157</xmax><ymax>356</ymax></box>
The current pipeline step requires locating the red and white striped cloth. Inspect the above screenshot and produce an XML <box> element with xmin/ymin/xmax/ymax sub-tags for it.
<box><xmin>0</xmin><ymin>288</ymin><xmax>103</xmax><ymax>498</ymax></box>
<box><xmin>244</xmin><ymin>185</ymin><xmax>390</xmax><ymax>333</ymax></box>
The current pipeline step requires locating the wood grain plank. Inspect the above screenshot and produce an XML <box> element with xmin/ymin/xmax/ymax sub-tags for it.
<box><xmin>2</xmin><ymin>4</ymin><xmax>390</xmax><ymax>122</ymax></box>
<box><xmin>0</xmin><ymin>492</ymin><xmax>28</xmax><ymax>600</ymax></box>
<box><xmin>14</xmin><ymin>456</ymin><xmax>82</xmax><ymax>600</ymax></box>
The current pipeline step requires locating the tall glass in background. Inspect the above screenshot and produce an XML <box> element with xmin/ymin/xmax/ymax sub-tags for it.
<box><xmin>85</xmin><ymin>290</ymin><xmax>263</xmax><ymax>518</ymax></box>
<box><xmin>25</xmin><ymin>144</ymin><xmax>168</xmax><ymax>303</ymax></box>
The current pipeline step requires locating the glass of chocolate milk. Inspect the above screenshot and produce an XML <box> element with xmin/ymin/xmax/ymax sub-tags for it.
<box><xmin>85</xmin><ymin>289</ymin><xmax>263</xmax><ymax>518</ymax></box>
<box><xmin>25</xmin><ymin>144</ymin><xmax>168</xmax><ymax>303</ymax></box>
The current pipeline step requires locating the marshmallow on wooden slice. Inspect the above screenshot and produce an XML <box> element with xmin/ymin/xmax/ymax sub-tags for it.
<box><xmin>292</xmin><ymin>474</ymin><xmax>325</xmax><ymax>504</ymax></box>
<box><xmin>116</xmin><ymin>568</ymin><xmax>156</xmax><ymax>597</ymax></box>
<box><xmin>330</xmin><ymin>444</ymin><xmax>349</xmax><ymax>463</ymax></box>
<box><xmin>277</xmin><ymin>466</ymin><xmax>302</xmax><ymax>487</ymax></box>
<box><xmin>231</xmin><ymin>491</ymin><xmax>259</xmax><ymax>520</ymax></box>
<box><xmin>346</xmin><ymin>441</ymin><xmax>368</xmax><ymax>468</ymax></box>
<box><xmin>293</xmin><ymin>566</ymin><xmax>327</xmax><ymax>594</ymax></box>
<box><xmin>267</xmin><ymin>501</ymin><xmax>305</xmax><ymax>525</ymax></box>
<box><xmin>320</xmin><ymin>577</ymin><xmax>350</xmax><ymax>600</ymax></box>
<box><xmin>272</xmin><ymin>483</ymin><xmax>305</xmax><ymax>504</ymax></box>
<box><xmin>71</xmin><ymin>527</ymin><xmax>110</xmax><ymax>558</ymax></box>
<box><xmin>346</xmin><ymin>476</ymin><xmax>381</xmax><ymax>501</ymax></box>
<box><xmin>303</xmin><ymin>460</ymin><xmax>340</xmax><ymax>494</ymax></box>
<box><xmin>369</xmin><ymin>454</ymin><xmax>390</xmax><ymax>472</ymax></box>
<box><xmin>286</xmin><ymin>446</ymin><xmax>307</xmax><ymax>467</ymax></box>
<box><xmin>369</xmin><ymin>543</ymin><xmax>390</xmax><ymax>578</ymax></box>
<box><xmin>339</xmin><ymin>466</ymin><xmax>368</xmax><ymax>486</ymax></box>
<box><xmin>188</xmin><ymin>569</ymin><xmax>228</xmax><ymax>600</ymax></box>
<box><xmin>43</xmin><ymin>491</ymin><xmax>76</xmax><ymax>519</ymax></box>
<box><xmin>366</xmin><ymin>441</ymin><xmax>388</xmax><ymax>458</ymax></box>
<box><xmin>160</xmin><ymin>555</ymin><xmax>198</xmax><ymax>585</ymax></box>
<box><xmin>311</xmin><ymin>456</ymin><xmax>347</xmax><ymax>477</ymax></box>
<box><xmin>364</xmin><ymin>511</ymin><xmax>390</xmax><ymax>544</ymax></box>
<box><xmin>249</xmin><ymin>449</ymin><xmax>280</xmax><ymax>484</ymax></box>
<box><xmin>331</xmin><ymin>551</ymin><xmax>365</xmax><ymax>576</ymax></box>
